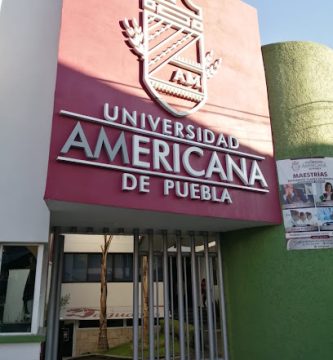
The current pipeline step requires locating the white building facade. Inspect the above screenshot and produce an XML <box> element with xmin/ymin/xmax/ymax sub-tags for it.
<box><xmin>0</xmin><ymin>1</ymin><xmax>62</xmax><ymax>359</ymax></box>
<box><xmin>0</xmin><ymin>0</ymin><xmax>286</xmax><ymax>359</ymax></box>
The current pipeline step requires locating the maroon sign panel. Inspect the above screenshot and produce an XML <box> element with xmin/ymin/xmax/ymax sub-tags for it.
<box><xmin>45</xmin><ymin>0</ymin><xmax>281</xmax><ymax>224</ymax></box>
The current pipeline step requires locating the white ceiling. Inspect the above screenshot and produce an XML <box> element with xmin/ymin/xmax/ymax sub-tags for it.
<box><xmin>47</xmin><ymin>200</ymin><xmax>276</xmax><ymax>234</ymax></box>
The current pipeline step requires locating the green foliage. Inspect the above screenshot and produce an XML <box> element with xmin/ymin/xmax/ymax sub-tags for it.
<box><xmin>160</xmin><ymin>319</ymin><xmax>195</xmax><ymax>346</ymax></box>
<box><xmin>60</xmin><ymin>293</ymin><xmax>70</xmax><ymax>309</ymax></box>
<box><xmin>100</xmin><ymin>332</ymin><xmax>180</xmax><ymax>358</ymax></box>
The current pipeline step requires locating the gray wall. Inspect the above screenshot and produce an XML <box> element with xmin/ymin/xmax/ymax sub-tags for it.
<box><xmin>0</xmin><ymin>0</ymin><xmax>62</xmax><ymax>243</ymax></box>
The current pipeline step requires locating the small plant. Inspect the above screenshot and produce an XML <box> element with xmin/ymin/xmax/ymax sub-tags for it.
<box><xmin>60</xmin><ymin>293</ymin><xmax>71</xmax><ymax>310</ymax></box>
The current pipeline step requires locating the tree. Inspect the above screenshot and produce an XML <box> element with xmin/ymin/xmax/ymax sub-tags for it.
<box><xmin>142</xmin><ymin>254</ymin><xmax>149</xmax><ymax>348</ymax></box>
<box><xmin>98</xmin><ymin>234</ymin><xmax>113</xmax><ymax>351</ymax></box>
<box><xmin>139</xmin><ymin>235</ymin><xmax>149</xmax><ymax>348</ymax></box>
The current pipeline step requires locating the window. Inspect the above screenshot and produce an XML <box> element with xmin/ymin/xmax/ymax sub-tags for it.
<box><xmin>0</xmin><ymin>245</ymin><xmax>38</xmax><ymax>333</ymax></box>
<box><xmin>63</xmin><ymin>253</ymin><xmax>133</xmax><ymax>283</ymax></box>
<box><xmin>87</xmin><ymin>254</ymin><xmax>102</xmax><ymax>282</ymax></box>
<box><xmin>112</xmin><ymin>254</ymin><xmax>132</xmax><ymax>281</ymax></box>
<box><xmin>63</xmin><ymin>254</ymin><xmax>88</xmax><ymax>282</ymax></box>
<box><xmin>72</xmin><ymin>254</ymin><xmax>88</xmax><ymax>281</ymax></box>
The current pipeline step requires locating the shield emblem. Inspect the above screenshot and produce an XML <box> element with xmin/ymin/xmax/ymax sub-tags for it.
<box><xmin>123</xmin><ymin>0</ymin><xmax>213</xmax><ymax>117</ymax></box>
<box><xmin>122</xmin><ymin>0</ymin><xmax>221</xmax><ymax>117</ymax></box>
<box><xmin>141</xmin><ymin>0</ymin><xmax>207</xmax><ymax>117</ymax></box>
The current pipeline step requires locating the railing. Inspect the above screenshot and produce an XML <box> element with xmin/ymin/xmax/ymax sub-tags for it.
<box><xmin>132</xmin><ymin>230</ymin><xmax>229</xmax><ymax>360</ymax></box>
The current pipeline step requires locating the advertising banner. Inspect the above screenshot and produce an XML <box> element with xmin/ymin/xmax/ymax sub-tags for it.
<box><xmin>277</xmin><ymin>158</ymin><xmax>333</xmax><ymax>250</ymax></box>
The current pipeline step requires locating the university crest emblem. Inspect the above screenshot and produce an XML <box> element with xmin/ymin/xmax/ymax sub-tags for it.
<box><xmin>122</xmin><ymin>0</ymin><xmax>221</xmax><ymax>117</ymax></box>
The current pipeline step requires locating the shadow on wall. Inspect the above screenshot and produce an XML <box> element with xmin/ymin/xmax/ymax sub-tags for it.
<box><xmin>44</xmin><ymin>62</ymin><xmax>281</xmax><ymax>228</ymax></box>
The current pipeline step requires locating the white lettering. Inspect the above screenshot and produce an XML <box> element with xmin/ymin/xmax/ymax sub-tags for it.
<box><xmin>171</xmin><ymin>69</ymin><xmax>201</xmax><ymax>89</ymax></box>
<box><xmin>216</xmin><ymin>133</ymin><xmax>228</xmax><ymax>147</ymax></box>
<box><xmin>164</xmin><ymin>179</ymin><xmax>174</xmax><ymax>195</ymax></box>
<box><xmin>140</xmin><ymin>113</ymin><xmax>146</xmax><ymax>129</ymax></box>
<box><xmin>185</xmin><ymin>124</ymin><xmax>195</xmax><ymax>140</ymax></box>
<box><xmin>93</xmin><ymin>128</ymin><xmax>129</xmax><ymax>164</ymax></box>
<box><xmin>102</xmin><ymin>103</ymin><xmax>241</xmax><ymax>150</ymax></box>
<box><xmin>206</xmin><ymin>152</ymin><xmax>227</xmax><ymax>181</ymax></box>
<box><xmin>249</xmin><ymin>160</ymin><xmax>268</xmax><ymax>188</ymax></box>
<box><xmin>139</xmin><ymin>176</ymin><xmax>150</xmax><ymax>193</ymax></box>
<box><xmin>147</xmin><ymin>114</ymin><xmax>160</xmax><ymax>132</ymax></box>
<box><xmin>190</xmin><ymin>183</ymin><xmax>201</xmax><ymax>199</ymax></box>
<box><xmin>162</xmin><ymin>118</ymin><xmax>172</xmax><ymax>135</ymax></box>
<box><xmin>182</xmin><ymin>147</ymin><xmax>205</xmax><ymax>177</ymax></box>
<box><xmin>122</xmin><ymin>173</ymin><xmax>150</xmax><ymax>193</ymax></box>
<box><xmin>61</xmin><ymin>122</ymin><xmax>94</xmax><ymax>158</ymax></box>
<box><xmin>173</xmin><ymin>144</ymin><xmax>181</xmax><ymax>173</ymax></box>
<box><xmin>228</xmin><ymin>136</ymin><xmax>239</xmax><ymax>149</ymax></box>
<box><xmin>201</xmin><ymin>185</ymin><xmax>211</xmax><ymax>200</ymax></box>
<box><xmin>171</xmin><ymin>69</ymin><xmax>186</xmax><ymax>84</ymax></box>
<box><xmin>132</xmin><ymin>135</ymin><xmax>150</xmax><ymax>168</ymax></box>
<box><xmin>203</xmin><ymin>129</ymin><xmax>215</xmax><ymax>144</ymax></box>
<box><xmin>163</xmin><ymin>180</ymin><xmax>233</xmax><ymax>204</ymax></box>
<box><xmin>221</xmin><ymin>188</ymin><xmax>232</xmax><ymax>204</ymax></box>
<box><xmin>122</xmin><ymin>173</ymin><xmax>137</xmax><ymax>191</ymax></box>
<box><xmin>175</xmin><ymin>181</ymin><xmax>188</xmax><ymax>198</ymax></box>
<box><xmin>153</xmin><ymin>139</ymin><xmax>173</xmax><ymax>172</ymax></box>
<box><xmin>174</xmin><ymin>122</ymin><xmax>184</xmax><ymax>138</ymax></box>
<box><xmin>104</xmin><ymin>103</ymin><xmax>119</xmax><ymax>122</ymax></box>
<box><xmin>225</xmin><ymin>155</ymin><xmax>248</xmax><ymax>185</ymax></box>
<box><xmin>122</xmin><ymin>107</ymin><xmax>137</xmax><ymax>126</ymax></box>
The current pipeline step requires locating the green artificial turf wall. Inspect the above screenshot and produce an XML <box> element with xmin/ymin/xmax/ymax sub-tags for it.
<box><xmin>221</xmin><ymin>42</ymin><xmax>333</xmax><ymax>360</ymax></box>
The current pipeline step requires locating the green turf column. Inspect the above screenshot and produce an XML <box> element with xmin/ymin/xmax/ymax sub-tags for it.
<box><xmin>221</xmin><ymin>42</ymin><xmax>333</xmax><ymax>360</ymax></box>
<box><xmin>263</xmin><ymin>41</ymin><xmax>333</xmax><ymax>159</ymax></box>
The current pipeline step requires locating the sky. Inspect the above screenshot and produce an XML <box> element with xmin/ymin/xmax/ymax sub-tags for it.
<box><xmin>244</xmin><ymin>0</ymin><xmax>333</xmax><ymax>48</ymax></box>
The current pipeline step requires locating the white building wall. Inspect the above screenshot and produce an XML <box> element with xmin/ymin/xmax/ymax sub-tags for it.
<box><xmin>0</xmin><ymin>343</ymin><xmax>41</xmax><ymax>360</ymax></box>
<box><xmin>0</xmin><ymin>0</ymin><xmax>62</xmax><ymax>243</ymax></box>
<box><xmin>62</xmin><ymin>235</ymin><xmax>164</xmax><ymax>318</ymax></box>
<box><xmin>64</xmin><ymin>234</ymin><xmax>134</xmax><ymax>253</ymax></box>
<box><xmin>62</xmin><ymin>283</ymin><xmax>135</xmax><ymax>309</ymax></box>
<box><xmin>61</xmin><ymin>283</ymin><xmax>164</xmax><ymax>317</ymax></box>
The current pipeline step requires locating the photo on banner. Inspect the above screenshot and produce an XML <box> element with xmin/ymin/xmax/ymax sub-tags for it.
<box><xmin>276</xmin><ymin>158</ymin><xmax>333</xmax><ymax>250</ymax></box>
